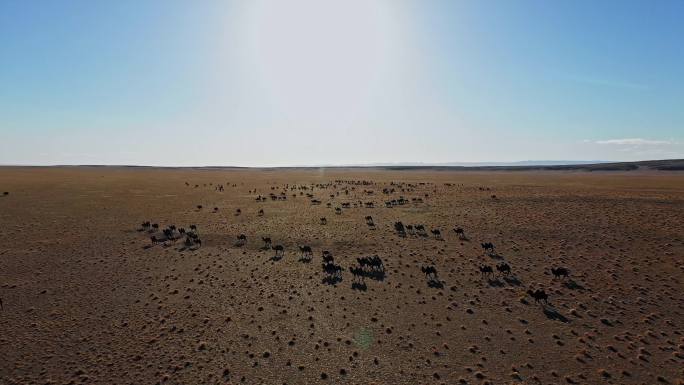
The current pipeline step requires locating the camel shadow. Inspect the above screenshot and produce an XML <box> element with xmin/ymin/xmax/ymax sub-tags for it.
<box><xmin>352</xmin><ymin>282</ymin><xmax>367</xmax><ymax>291</ymax></box>
<box><xmin>322</xmin><ymin>276</ymin><xmax>342</xmax><ymax>286</ymax></box>
<box><xmin>364</xmin><ymin>270</ymin><xmax>386</xmax><ymax>281</ymax></box>
<box><xmin>427</xmin><ymin>279</ymin><xmax>444</xmax><ymax>289</ymax></box>
<box><xmin>563</xmin><ymin>279</ymin><xmax>585</xmax><ymax>290</ymax></box>
<box><xmin>298</xmin><ymin>256</ymin><xmax>312</xmax><ymax>263</ymax></box>
<box><xmin>488</xmin><ymin>253</ymin><xmax>504</xmax><ymax>260</ymax></box>
<box><xmin>503</xmin><ymin>276</ymin><xmax>522</xmax><ymax>286</ymax></box>
<box><xmin>543</xmin><ymin>306</ymin><xmax>569</xmax><ymax>323</ymax></box>
<box><xmin>270</xmin><ymin>255</ymin><xmax>283</xmax><ymax>261</ymax></box>
<box><xmin>142</xmin><ymin>245</ymin><xmax>154</xmax><ymax>250</ymax></box>
<box><xmin>487</xmin><ymin>278</ymin><xmax>505</xmax><ymax>287</ymax></box>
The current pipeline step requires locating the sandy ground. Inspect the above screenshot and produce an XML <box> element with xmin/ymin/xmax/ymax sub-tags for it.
<box><xmin>0</xmin><ymin>167</ymin><xmax>683</xmax><ymax>385</ymax></box>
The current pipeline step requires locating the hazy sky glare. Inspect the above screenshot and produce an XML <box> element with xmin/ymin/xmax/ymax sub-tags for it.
<box><xmin>1</xmin><ymin>0</ymin><xmax>683</xmax><ymax>166</ymax></box>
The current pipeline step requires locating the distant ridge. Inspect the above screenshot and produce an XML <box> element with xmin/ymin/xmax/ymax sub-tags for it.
<box><xmin>1</xmin><ymin>159</ymin><xmax>683</xmax><ymax>171</ymax></box>
<box><xmin>371</xmin><ymin>158</ymin><xmax>684</xmax><ymax>171</ymax></box>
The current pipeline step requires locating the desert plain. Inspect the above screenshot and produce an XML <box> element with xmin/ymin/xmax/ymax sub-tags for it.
<box><xmin>0</xmin><ymin>166</ymin><xmax>683</xmax><ymax>385</ymax></box>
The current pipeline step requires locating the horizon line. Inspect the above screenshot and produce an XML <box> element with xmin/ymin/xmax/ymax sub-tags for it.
<box><xmin>1</xmin><ymin>158</ymin><xmax>683</xmax><ymax>169</ymax></box>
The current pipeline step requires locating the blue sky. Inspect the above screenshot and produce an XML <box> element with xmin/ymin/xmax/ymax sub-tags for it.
<box><xmin>1</xmin><ymin>0</ymin><xmax>682</xmax><ymax>166</ymax></box>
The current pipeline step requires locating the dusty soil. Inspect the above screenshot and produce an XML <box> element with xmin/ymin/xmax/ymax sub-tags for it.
<box><xmin>1</xmin><ymin>167</ymin><xmax>683</xmax><ymax>385</ymax></box>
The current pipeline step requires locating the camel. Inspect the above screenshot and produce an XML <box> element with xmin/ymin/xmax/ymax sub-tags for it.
<box><xmin>430</xmin><ymin>229</ymin><xmax>441</xmax><ymax>239</ymax></box>
<box><xmin>394</xmin><ymin>221</ymin><xmax>405</xmax><ymax>235</ymax></box>
<box><xmin>273</xmin><ymin>245</ymin><xmax>284</xmax><ymax>256</ymax></box>
<box><xmin>481</xmin><ymin>242</ymin><xmax>495</xmax><ymax>254</ymax></box>
<box><xmin>551</xmin><ymin>267</ymin><xmax>570</xmax><ymax>279</ymax></box>
<box><xmin>365</xmin><ymin>216</ymin><xmax>374</xmax><ymax>226</ymax></box>
<box><xmin>357</xmin><ymin>256</ymin><xmax>384</xmax><ymax>271</ymax></box>
<box><xmin>453</xmin><ymin>227</ymin><xmax>466</xmax><ymax>239</ymax></box>
<box><xmin>479</xmin><ymin>264</ymin><xmax>493</xmax><ymax>277</ymax></box>
<box><xmin>527</xmin><ymin>289</ymin><xmax>548</xmax><ymax>304</ymax></box>
<box><xmin>322</xmin><ymin>251</ymin><xmax>334</xmax><ymax>264</ymax></box>
<box><xmin>262</xmin><ymin>237</ymin><xmax>272</xmax><ymax>249</ymax></box>
<box><xmin>322</xmin><ymin>262</ymin><xmax>342</xmax><ymax>278</ymax></box>
<box><xmin>236</xmin><ymin>234</ymin><xmax>247</xmax><ymax>246</ymax></box>
<box><xmin>320</xmin><ymin>217</ymin><xmax>327</xmax><ymax>225</ymax></box>
<box><xmin>496</xmin><ymin>262</ymin><xmax>511</xmax><ymax>275</ymax></box>
<box><xmin>298</xmin><ymin>245</ymin><xmax>313</xmax><ymax>257</ymax></box>
<box><xmin>349</xmin><ymin>266</ymin><xmax>365</xmax><ymax>282</ymax></box>
<box><xmin>258</xmin><ymin>209</ymin><xmax>264</xmax><ymax>216</ymax></box>
<box><xmin>421</xmin><ymin>265</ymin><xmax>438</xmax><ymax>281</ymax></box>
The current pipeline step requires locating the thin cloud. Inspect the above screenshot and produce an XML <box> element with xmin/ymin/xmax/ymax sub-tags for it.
<box><xmin>594</xmin><ymin>138</ymin><xmax>675</xmax><ymax>146</ymax></box>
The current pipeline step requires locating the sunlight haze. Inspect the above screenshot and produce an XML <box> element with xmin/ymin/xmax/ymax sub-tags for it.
<box><xmin>1</xmin><ymin>0</ymin><xmax>683</xmax><ymax>166</ymax></box>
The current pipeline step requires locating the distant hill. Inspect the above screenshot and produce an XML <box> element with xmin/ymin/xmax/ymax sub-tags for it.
<box><xmin>372</xmin><ymin>159</ymin><xmax>684</xmax><ymax>171</ymax></box>
<box><xmin>2</xmin><ymin>159</ymin><xmax>683</xmax><ymax>171</ymax></box>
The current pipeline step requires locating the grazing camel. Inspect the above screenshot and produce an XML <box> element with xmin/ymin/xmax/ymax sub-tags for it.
<box><xmin>357</xmin><ymin>255</ymin><xmax>384</xmax><ymax>271</ymax></box>
<box><xmin>551</xmin><ymin>267</ymin><xmax>570</xmax><ymax>279</ymax></box>
<box><xmin>322</xmin><ymin>262</ymin><xmax>342</xmax><ymax>278</ymax></box>
<box><xmin>496</xmin><ymin>262</ymin><xmax>511</xmax><ymax>275</ymax></box>
<box><xmin>421</xmin><ymin>265</ymin><xmax>438</xmax><ymax>281</ymax></box>
<box><xmin>298</xmin><ymin>245</ymin><xmax>313</xmax><ymax>258</ymax></box>
<box><xmin>365</xmin><ymin>216</ymin><xmax>374</xmax><ymax>226</ymax></box>
<box><xmin>236</xmin><ymin>234</ymin><xmax>247</xmax><ymax>246</ymax></box>
<box><xmin>527</xmin><ymin>289</ymin><xmax>549</xmax><ymax>304</ymax></box>
<box><xmin>481</xmin><ymin>242</ymin><xmax>495</xmax><ymax>254</ymax></box>
<box><xmin>262</xmin><ymin>237</ymin><xmax>272</xmax><ymax>249</ymax></box>
<box><xmin>394</xmin><ymin>221</ymin><xmax>405</xmax><ymax>235</ymax></box>
<box><xmin>258</xmin><ymin>209</ymin><xmax>264</xmax><ymax>216</ymax></box>
<box><xmin>320</xmin><ymin>217</ymin><xmax>327</xmax><ymax>225</ymax></box>
<box><xmin>479</xmin><ymin>264</ymin><xmax>493</xmax><ymax>277</ymax></box>
<box><xmin>335</xmin><ymin>207</ymin><xmax>342</xmax><ymax>215</ymax></box>
<box><xmin>349</xmin><ymin>266</ymin><xmax>365</xmax><ymax>282</ymax></box>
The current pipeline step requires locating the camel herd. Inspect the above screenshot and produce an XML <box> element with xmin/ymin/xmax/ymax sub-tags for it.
<box><xmin>136</xmin><ymin>179</ymin><xmax>575</xmax><ymax>304</ymax></box>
